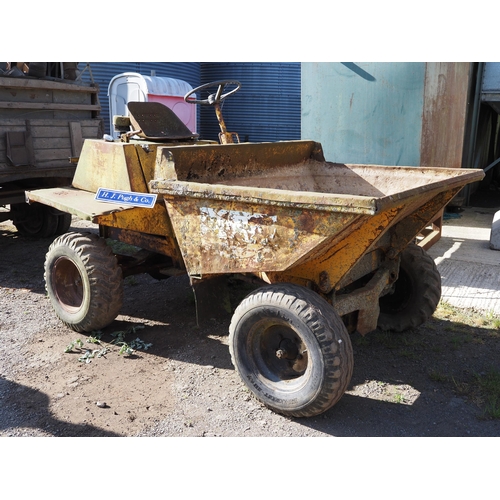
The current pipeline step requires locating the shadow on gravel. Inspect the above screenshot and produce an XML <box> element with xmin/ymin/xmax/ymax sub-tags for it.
<box><xmin>3</xmin><ymin>225</ymin><xmax>500</xmax><ymax>437</ymax></box>
<box><xmin>0</xmin><ymin>377</ymin><xmax>120</xmax><ymax>437</ymax></box>
<box><xmin>97</xmin><ymin>318</ymin><xmax>235</xmax><ymax>372</ymax></box>
<box><xmin>296</xmin><ymin>393</ymin><xmax>500</xmax><ymax>437</ymax></box>
<box><xmin>294</xmin><ymin>326</ymin><xmax>500</xmax><ymax>437</ymax></box>
<box><xmin>61</xmin><ymin>274</ymin><xmax>500</xmax><ymax>437</ymax></box>
<box><xmin>0</xmin><ymin>229</ymin><xmax>51</xmax><ymax>293</ymax></box>
<box><xmin>0</xmin><ymin>224</ymin><xmax>98</xmax><ymax>293</ymax></box>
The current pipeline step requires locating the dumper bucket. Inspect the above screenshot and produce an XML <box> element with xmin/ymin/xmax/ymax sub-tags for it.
<box><xmin>150</xmin><ymin>141</ymin><xmax>485</xmax><ymax>292</ymax></box>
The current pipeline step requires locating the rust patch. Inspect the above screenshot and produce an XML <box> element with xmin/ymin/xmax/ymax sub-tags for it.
<box><xmin>298</xmin><ymin>212</ymin><xmax>315</xmax><ymax>233</ymax></box>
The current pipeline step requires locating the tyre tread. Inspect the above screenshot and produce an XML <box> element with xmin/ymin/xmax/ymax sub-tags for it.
<box><xmin>378</xmin><ymin>243</ymin><xmax>441</xmax><ymax>332</ymax></box>
<box><xmin>45</xmin><ymin>232</ymin><xmax>123</xmax><ymax>332</ymax></box>
<box><xmin>229</xmin><ymin>283</ymin><xmax>353</xmax><ymax>418</ymax></box>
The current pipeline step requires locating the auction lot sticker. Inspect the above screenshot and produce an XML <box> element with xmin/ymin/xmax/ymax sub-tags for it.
<box><xmin>95</xmin><ymin>188</ymin><xmax>157</xmax><ymax>208</ymax></box>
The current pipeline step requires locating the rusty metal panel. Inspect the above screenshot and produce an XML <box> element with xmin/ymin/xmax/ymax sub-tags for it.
<box><xmin>27</xmin><ymin>186</ymin><xmax>132</xmax><ymax>220</ymax></box>
<box><xmin>420</xmin><ymin>63</ymin><xmax>473</xmax><ymax>169</ymax></box>
<box><xmin>153</xmin><ymin>140</ymin><xmax>326</xmax><ymax>183</ymax></box>
<box><xmin>153</xmin><ymin>158</ymin><xmax>484</xmax><ymax>290</ymax></box>
<box><xmin>285</xmin><ymin>205</ymin><xmax>403</xmax><ymax>291</ymax></box>
<box><xmin>93</xmin><ymin>202</ymin><xmax>174</xmax><ymax>237</ymax></box>
<box><xmin>286</xmin><ymin>185</ymin><xmax>465</xmax><ymax>293</ymax></box>
<box><xmin>72</xmin><ymin>140</ymin><xmax>148</xmax><ymax>193</ymax></box>
<box><xmin>162</xmin><ymin>195</ymin><xmax>361</xmax><ymax>276</ymax></box>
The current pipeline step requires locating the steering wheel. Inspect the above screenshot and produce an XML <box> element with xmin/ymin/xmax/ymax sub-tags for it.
<box><xmin>184</xmin><ymin>80</ymin><xmax>241</xmax><ymax>106</ymax></box>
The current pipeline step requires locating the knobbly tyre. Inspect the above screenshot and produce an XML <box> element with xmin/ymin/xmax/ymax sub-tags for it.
<box><xmin>27</xmin><ymin>80</ymin><xmax>485</xmax><ymax>418</ymax></box>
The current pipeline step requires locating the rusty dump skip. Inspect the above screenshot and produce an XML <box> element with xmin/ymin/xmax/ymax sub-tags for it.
<box><xmin>150</xmin><ymin>140</ymin><xmax>484</xmax><ymax>288</ymax></box>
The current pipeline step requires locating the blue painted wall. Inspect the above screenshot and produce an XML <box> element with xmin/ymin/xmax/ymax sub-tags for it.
<box><xmin>301</xmin><ymin>62</ymin><xmax>427</xmax><ymax>166</ymax></box>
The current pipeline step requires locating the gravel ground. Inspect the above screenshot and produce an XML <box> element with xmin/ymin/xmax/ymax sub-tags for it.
<box><xmin>1</xmin><ymin>213</ymin><xmax>498</xmax><ymax>496</ymax></box>
<box><xmin>1</xmin><ymin>215</ymin><xmax>500</xmax><ymax>439</ymax></box>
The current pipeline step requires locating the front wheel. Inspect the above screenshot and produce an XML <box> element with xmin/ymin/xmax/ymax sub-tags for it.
<box><xmin>378</xmin><ymin>243</ymin><xmax>441</xmax><ymax>332</ymax></box>
<box><xmin>229</xmin><ymin>283</ymin><xmax>354</xmax><ymax>418</ymax></box>
<box><xmin>44</xmin><ymin>232</ymin><xmax>123</xmax><ymax>332</ymax></box>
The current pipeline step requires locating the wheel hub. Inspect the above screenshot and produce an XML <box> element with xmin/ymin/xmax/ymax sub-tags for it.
<box><xmin>275</xmin><ymin>338</ymin><xmax>299</xmax><ymax>360</ymax></box>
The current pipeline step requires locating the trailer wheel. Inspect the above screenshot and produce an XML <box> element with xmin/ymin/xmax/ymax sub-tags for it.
<box><xmin>55</xmin><ymin>212</ymin><xmax>72</xmax><ymax>236</ymax></box>
<box><xmin>11</xmin><ymin>202</ymin><xmax>59</xmax><ymax>238</ymax></box>
<box><xmin>378</xmin><ymin>243</ymin><xmax>441</xmax><ymax>332</ymax></box>
<box><xmin>229</xmin><ymin>283</ymin><xmax>353</xmax><ymax>418</ymax></box>
<box><xmin>44</xmin><ymin>232</ymin><xmax>123</xmax><ymax>332</ymax></box>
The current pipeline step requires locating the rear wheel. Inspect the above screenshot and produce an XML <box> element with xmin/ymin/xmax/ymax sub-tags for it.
<box><xmin>229</xmin><ymin>283</ymin><xmax>353</xmax><ymax>417</ymax></box>
<box><xmin>378</xmin><ymin>243</ymin><xmax>441</xmax><ymax>332</ymax></box>
<box><xmin>11</xmin><ymin>202</ymin><xmax>59</xmax><ymax>238</ymax></box>
<box><xmin>55</xmin><ymin>212</ymin><xmax>72</xmax><ymax>236</ymax></box>
<box><xmin>44</xmin><ymin>232</ymin><xmax>123</xmax><ymax>332</ymax></box>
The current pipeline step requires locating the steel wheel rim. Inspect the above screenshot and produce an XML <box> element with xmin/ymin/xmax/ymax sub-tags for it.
<box><xmin>52</xmin><ymin>256</ymin><xmax>84</xmax><ymax>313</ymax></box>
<box><xmin>247</xmin><ymin>318</ymin><xmax>310</xmax><ymax>390</ymax></box>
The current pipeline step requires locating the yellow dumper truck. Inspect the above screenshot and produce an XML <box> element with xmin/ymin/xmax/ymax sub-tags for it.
<box><xmin>27</xmin><ymin>80</ymin><xmax>484</xmax><ymax>417</ymax></box>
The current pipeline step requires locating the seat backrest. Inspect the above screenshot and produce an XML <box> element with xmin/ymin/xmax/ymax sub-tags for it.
<box><xmin>128</xmin><ymin>101</ymin><xmax>198</xmax><ymax>141</ymax></box>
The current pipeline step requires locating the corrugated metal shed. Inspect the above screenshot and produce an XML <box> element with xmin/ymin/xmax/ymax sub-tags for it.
<box><xmin>200</xmin><ymin>63</ymin><xmax>301</xmax><ymax>142</ymax></box>
<box><xmin>482</xmin><ymin>62</ymin><xmax>500</xmax><ymax>114</ymax></box>
<box><xmin>79</xmin><ymin>63</ymin><xmax>300</xmax><ymax>141</ymax></box>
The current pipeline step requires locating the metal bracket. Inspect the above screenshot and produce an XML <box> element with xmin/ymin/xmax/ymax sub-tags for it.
<box><xmin>334</xmin><ymin>262</ymin><xmax>398</xmax><ymax>335</ymax></box>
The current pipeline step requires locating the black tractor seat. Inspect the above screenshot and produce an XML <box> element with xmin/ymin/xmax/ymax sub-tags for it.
<box><xmin>127</xmin><ymin>101</ymin><xmax>199</xmax><ymax>142</ymax></box>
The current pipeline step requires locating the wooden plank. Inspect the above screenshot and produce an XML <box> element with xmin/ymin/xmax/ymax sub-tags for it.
<box><xmin>33</xmin><ymin>148</ymin><xmax>73</xmax><ymax>162</ymax></box>
<box><xmin>0</xmin><ymin>118</ymin><xmax>101</xmax><ymax>128</ymax></box>
<box><xmin>1</xmin><ymin>116</ymin><xmax>102</xmax><ymax>170</ymax></box>
<box><xmin>69</xmin><ymin>122</ymin><xmax>84</xmax><ymax>157</ymax></box>
<box><xmin>5</xmin><ymin>131</ymin><xmax>30</xmax><ymax>165</ymax></box>
<box><xmin>0</xmin><ymin>165</ymin><xmax>76</xmax><ymax>184</ymax></box>
<box><xmin>6</xmin><ymin>148</ymin><xmax>73</xmax><ymax>166</ymax></box>
<box><xmin>421</xmin><ymin>63</ymin><xmax>472</xmax><ymax>169</ymax></box>
<box><xmin>25</xmin><ymin>120</ymin><xmax>36</xmax><ymax>165</ymax></box>
<box><xmin>0</xmin><ymin>123</ymin><xmax>101</xmax><ymax>139</ymax></box>
<box><xmin>0</xmin><ymin>84</ymin><xmax>98</xmax><ymax>107</ymax></box>
<box><xmin>81</xmin><ymin>125</ymin><xmax>102</xmax><ymax>138</ymax></box>
<box><xmin>0</xmin><ymin>102</ymin><xmax>100</xmax><ymax>112</ymax></box>
<box><xmin>1</xmin><ymin>133</ymin><xmax>102</xmax><ymax>157</ymax></box>
<box><xmin>0</xmin><ymin>77</ymin><xmax>99</xmax><ymax>94</ymax></box>
<box><xmin>33</xmin><ymin>132</ymin><xmax>99</xmax><ymax>146</ymax></box>
<box><xmin>4</xmin><ymin>120</ymin><xmax>35</xmax><ymax>166</ymax></box>
<box><xmin>0</xmin><ymin>119</ymin><xmax>101</xmax><ymax>139</ymax></box>
<box><xmin>1</xmin><ymin>136</ymin><xmax>71</xmax><ymax>153</ymax></box>
<box><xmin>32</xmin><ymin>137</ymin><xmax>72</xmax><ymax>149</ymax></box>
<box><xmin>0</xmin><ymin>109</ymin><xmax>98</xmax><ymax>121</ymax></box>
<box><xmin>1</xmin><ymin>124</ymin><xmax>72</xmax><ymax>136</ymax></box>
